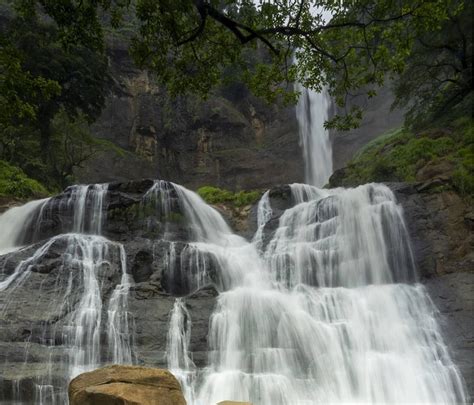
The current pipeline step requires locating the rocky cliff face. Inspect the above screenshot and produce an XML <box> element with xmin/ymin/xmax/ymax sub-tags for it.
<box><xmin>332</xmin><ymin>84</ymin><xmax>405</xmax><ymax>170</ymax></box>
<box><xmin>76</xmin><ymin>42</ymin><xmax>303</xmax><ymax>190</ymax></box>
<box><xmin>75</xmin><ymin>40</ymin><xmax>405</xmax><ymax>191</ymax></box>
<box><xmin>390</xmin><ymin>182</ymin><xmax>473</xmax><ymax>394</ymax></box>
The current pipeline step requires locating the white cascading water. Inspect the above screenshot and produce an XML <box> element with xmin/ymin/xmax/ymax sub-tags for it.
<box><xmin>160</xmin><ymin>182</ymin><xmax>466</xmax><ymax>404</ymax></box>
<box><xmin>295</xmin><ymin>83</ymin><xmax>333</xmax><ymax>187</ymax></box>
<box><xmin>167</xmin><ymin>298</ymin><xmax>196</xmax><ymax>402</ymax></box>
<box><xmin>0</xmin><ymin>198</ymin><xmax>49</xmax><ymax>255</ymax></box>
<box><xmin>0</xmin><ymin>184</ymin><xmax>132</xmax><ymax>404</ymax></box>
<box><xmin>0</xmin><ymin>179</ymin><xmax>467</xmax><ymax>404</ymax></box>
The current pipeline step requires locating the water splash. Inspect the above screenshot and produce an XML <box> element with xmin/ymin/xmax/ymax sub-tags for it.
<box><xmin>0</xmin><ymin>199</ymin><xmax>49</xmax><ymax>255</ymax></box>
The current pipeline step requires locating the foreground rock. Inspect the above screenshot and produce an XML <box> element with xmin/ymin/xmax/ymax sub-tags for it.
<box><xmin>69</xmin><ymin>365</ymin><xmax>185</xmax><ymax>405</ymax></box>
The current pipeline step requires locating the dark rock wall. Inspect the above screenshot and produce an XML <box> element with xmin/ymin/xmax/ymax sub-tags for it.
<box><xmin>390</xmin><ymin>183</ymin><xmax>473</xmax><ymax>399</ymax></box>
<box><xmin>75</xmin><ymin>43</ymin><xmax>303</xmax><ymax>190</ymax></box>
<box><xmin>0</xmin><ymin>181</ymin><xmax>218</xmax><ymax>402</ymax></box>
<box><xmin>332</xmin><ymin>85</ymin><xmax>404</xmax><ymax>170</ymax></box>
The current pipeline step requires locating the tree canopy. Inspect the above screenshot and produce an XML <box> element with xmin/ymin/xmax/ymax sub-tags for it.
<box><xmin>392</xmin><ymin>0</ymin><xmax>472</xmax><ymax>126</ymax></box>
<box><xmin>0</xmin><ymin>0</ymin><xmax>471</xmax><ymax>191</ymax></box>
<box><xmin>0</xmin><ymin>4</ymin><xmax>112</xmax><ymax>188</ymax></box>
<box><xmin>13</xmin><ymin>0</ymin><xmax>466</xmax><ymax>129</ymax></box>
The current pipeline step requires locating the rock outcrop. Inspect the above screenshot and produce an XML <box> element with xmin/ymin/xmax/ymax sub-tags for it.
<box><xmin>75</xmin><ymin>42</ymin><xmax>303</xmax><ymax>191</ymax></box>
<box><xmin>69</xmin><ymin>365</ymin><xmax>186</xmax><ymax>405</ymax></box>
<box><xmin>389</xmin><ymin>182</ymin><xmax>473</xmax><ymax>395</ymax></box>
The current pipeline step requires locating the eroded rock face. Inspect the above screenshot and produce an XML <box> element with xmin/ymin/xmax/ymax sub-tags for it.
<box><xmin>389</xmin><ymin>182</ymin><xmax>473</xmax><ymax>398</ymax></box>
<box><xmin>390</xmin><ymin>182</ymin><xmax>473</xmax><ymax>279</ymax></box>
<box><xmin>75</xmin><ymin>44</ymin><xmax>303</xmax><ymax>191</ymax></box>
<box><xmin>68</xmin><ymin>365</ymin><xmax>186</xmax><ymax>405</ymax></box>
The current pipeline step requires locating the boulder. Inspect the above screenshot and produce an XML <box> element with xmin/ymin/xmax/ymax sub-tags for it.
<box><xmin>68</xmin><ymin>365</ymin><xmax>186</xmax><ymax>405</ymax></box>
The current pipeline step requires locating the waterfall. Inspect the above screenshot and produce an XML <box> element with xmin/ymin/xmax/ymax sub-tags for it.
<box><xmin>158</xmin><ymin>182</ymin><xmax>466</xmax><ymax>404</ymax></box>
<box><xmin>295</xmin><ymin>84</ymin><xmax>333</xmax><ymax>186</ymax></box>
<box><xmin>252</xmin><ymin>190</ymin><xmax>272</xmax><ymax>251</ymax></box>
<box><xmin>0</xmin><ymin>198</ymin><xmax>49</xmax><ymax>255</ymax></box>
<box><xmin>167</xmin><ymin>298</ymin><xmax>196</xmax><ymax>403</ymax></box>
<box><xmin>0</xmin><ymin>184</ymin><xmax>132</xmax><ymax>404</ymax></box>
<box><xmin>0</xmin><ymin>179</ymin><xmax>467</xmax><ymax>404</ymax></box>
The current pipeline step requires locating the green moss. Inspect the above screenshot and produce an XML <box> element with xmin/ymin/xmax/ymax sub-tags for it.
<box><xmin>0</xmin><ymin>160</ymin><xmax>49</xmax><ymax>198</ymax></box>
<box><xmin>164</xmin><ymin>212</ymin><xmax>185</xmax><ymax>223</ymax></box>
<box><xmin>337</xmin><ymin>117</ymin><xmax>473</xmax><ymax>197</ymax></box>
<box><xmin>197</xmin><ymin>186</ymin><xmax>261</xmax><ymax>207</ymax></box>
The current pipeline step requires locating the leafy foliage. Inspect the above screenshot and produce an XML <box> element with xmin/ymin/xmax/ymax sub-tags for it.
<box><xmin>0</xmin><ymin>36</ymin><xmax>60</xmax><ymax>131</ymax></box>
<box><xmin>0</xmin><ymin>160</ymin><xmax>48</xmax><ymax>198</ymax></box>
<box><xmin>13</xmin><ymin>0</ymin><xmax>464</xmax><ymax>129</ymax></box>
<box><xmin>392</xmin><ymin>0</ymin><xmax>472</xmax><ymax>127</ymax></box>
<box><xmin>197</xmin><ymin>185</ymin><xmax>261</xmax><ymax>207</ymax></box>
<box><xmin>0</xmin><ymin>5</ymin><xmax>114</xmax><ymax>192</ymax></box>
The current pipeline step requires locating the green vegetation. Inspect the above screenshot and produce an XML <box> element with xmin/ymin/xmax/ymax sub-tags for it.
<box><xmin>0</xmin><ymin>3</ymin><xmax>112</xmax><ymax>194</ymax></box>
<box><xmin>335</xmin><ymin>117</ymin><xmax>473</xmax><ymax>196</ymax></box>
<box><xmin>0</xmin><ymin>1</ymin><xmax>471</xmax><ymax>199</ymax></box>
<box><xmin>11</xmin><ymin>0</ymin><xmax>464</xmax><ymax>130</ymax></box>
<box><xmin>393</xmin><ymin>1</ymin><xmax>472</xmax><ymax>126</ymax></box>
<box><xmin>0</xmin><ymin>160</ymin><xmax>48</xmax><ymax>198</ymax></box>
<box><xmin>197</xmin><ymin>186</ymin><xmax>261</xmax><ymax>207</ymax></box>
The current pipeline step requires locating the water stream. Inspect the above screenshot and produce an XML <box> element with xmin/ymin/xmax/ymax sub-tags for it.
<box><xmin>295</xmin><ymin>84</ymin><xmax>333</xmax><ymax>187</ymax></box>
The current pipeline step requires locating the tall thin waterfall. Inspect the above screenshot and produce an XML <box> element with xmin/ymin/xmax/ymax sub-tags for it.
<box><xmin>295</xmin><ymin>84</ymin><xmax>333</xmax><ymax>186</ymax></box>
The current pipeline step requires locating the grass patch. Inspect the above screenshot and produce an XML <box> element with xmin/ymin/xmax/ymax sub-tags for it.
<box><xmin>197</xmin><ymin>185</ymin><xmax>261</xmax><ymax>207</ymax></box>
<box><xmin>0</xmin><ymin>160</ymin><xmax>49</xmax><ymax>199</ymax></box>
<box><xmin>335</xmin><ymin>117</ymin><xmax>473</xmax><ymax>196</ymax></box>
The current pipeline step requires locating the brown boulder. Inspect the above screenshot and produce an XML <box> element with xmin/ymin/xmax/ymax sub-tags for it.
<box><xmin>68</xmin><ymin>365</ymin><xmax>186</xmax><ymax>405</ymax></box>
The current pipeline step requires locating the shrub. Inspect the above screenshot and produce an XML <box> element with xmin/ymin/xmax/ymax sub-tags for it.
<box><xmin>0</xmin><ymin>160</ymin><xmax>49</xmax><ymax>198</ymax></box>
<box><xmin>337</xmin><ymin>116</ymin><xmax>473</xmax><ymax>195</ymax></box>
<box><xmin>197</xmin><ymin>186</ymin><xmax>261</xmax><ymax>207</ymax></box>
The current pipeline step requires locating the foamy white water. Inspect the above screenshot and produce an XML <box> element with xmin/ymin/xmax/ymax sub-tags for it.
<box><xmin>0</xmin><ymin>198</ymin><xmax>49</xmax><ymax>255</ymax></box>
<box><xmin>161</xmin><ymin>182</ymin><xmax>466</xmax><ymax>404</ymax></box>
<box><xmin>0</xmin><ymin>184</ymin><xmax>132</xmax><ymax>404</ymax></box>
<box><xmin>0</xmin><ymin>181</ymin><xmax>467</xmax><ymax>404</ymax></box>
